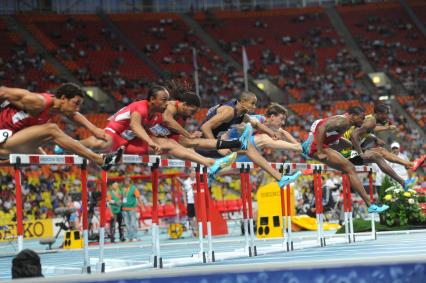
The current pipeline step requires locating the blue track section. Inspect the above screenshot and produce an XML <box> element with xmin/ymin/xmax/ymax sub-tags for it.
<box><xmin>1</xmin><ymin>231</ymin><xmax>425</xmax><ymax>282</ymax></box>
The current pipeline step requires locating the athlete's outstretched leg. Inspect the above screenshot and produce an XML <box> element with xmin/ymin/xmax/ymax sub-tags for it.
<box><xmin>314</xmin><ymin>148</ymin><xmax>371</xmax><ymax>205</ymax></box>
<box><xmin>254</xmin><ymin>134</ymin><xmax>302</xmax><ymax>152</ymax></box>
<box><xmin>369</xmin><ymin>147</ymin><xmax>412</xmax><ymax>168</ymax></box>
<box><xmin>0</xmin><ymin>123</ymin><xmax>119</xmax><ymax>168</ymax></box>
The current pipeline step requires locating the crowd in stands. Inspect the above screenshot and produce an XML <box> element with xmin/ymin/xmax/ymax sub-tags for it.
<box><xmin>201</xmin><ymin>10</ymin><xmax>364</xmax><ymax>103</ymax></box>
<box><xmin>0</xmin><ymin>19</ymin><xmax>61</xmax><ymax>92</ymax></box>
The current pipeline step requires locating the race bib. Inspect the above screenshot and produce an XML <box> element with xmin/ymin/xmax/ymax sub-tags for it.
<box><xmin>121</xmin><ymin>130</ymin><xmax>136</xmax><ymax>141</ymax></box>
<box><xmin>350</xmin><ymin>150</ymin><xmax>360</xmax><ymax>159</ymax></box>
<box><xmin>0</xmin><ymin>129</ymin><xmax>12</xmax><ymax>143</ymax></box>
<box><xmin>149</xmin><ymin>124</ymin><xmax>171</xmax><ymax>137</ymax></box>
<box><xmin>123</xmin><ymin>197</ymin><xmax>127</xmax><ymax>204</ymax></box>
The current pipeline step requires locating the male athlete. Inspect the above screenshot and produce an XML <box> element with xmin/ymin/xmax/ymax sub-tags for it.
<box><xmin>80</xmin><ymin>85</ymin><xmax>237</xmax><ymax>179</ymax></box>
<box><xmin>0</xmin><ymin>83</ymin><xmax>122</xmax><ymax>169</ymax></box>
<box><xmin>195</xmin><ymin>92</ymin><xmax>301</xmax><ymax>187</ymax></box>
<box><xmin>302</xmin><ymin>106</ymin><xmax>389</xmax><ymax>213</ymax></box>
<box><xmin>339</xmin><ymin>103</ymin><xmax>424</xmax><ymax>189</ymax></box>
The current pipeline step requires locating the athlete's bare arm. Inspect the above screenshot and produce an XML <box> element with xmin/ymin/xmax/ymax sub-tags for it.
<box><xmin>245</xmin><ymin>114</ymin><xmax>277</xmax><ymax>138</ymax></box>
<box><xmin>316</xmin><ymin>116</ymin><xmax>349</xmax><ymax>160</ymax></box>
<box><xmin>71</xmin><ymin>112</ymin><xmax>107</xmax><ymax>141</ymax></box>
<box><xmin>0</xmin><ymin>86</ymin><xmax>45</xmax><ymax>114</ymax></box>
<box><xmin>201</xmin><ymin>106</ymin><xmax>234</xmax><ymax>139</ymax></box>
<box><xmin>162</xmin><ymin>102</ymin><xmax>192</xmax><ymax>138</ymax></box>
<box><xmin>129</xmin><ymin>111</ymin><xmax>161</xmax><ymax>154</ymax></box>
<box><xmin>374</xmin><ymin>124</ymin><xmax>397</xmax><ymax>132</ymax></box>
<box><xmin>277</xmin><ymin>128</ymin><xmax>299</xmax><ymax>144</ymax></box>
<box><xmin>351</xmin><ymin>118</ymin><xmax>375</xmax><ymax>156</ymax></box>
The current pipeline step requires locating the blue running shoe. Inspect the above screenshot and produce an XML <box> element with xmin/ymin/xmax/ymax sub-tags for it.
<box><xmin>404</xmin><ymin>178</ymin><xmax>417</xmax><ymax>191</ymax></box>
<box><xmin>207</xmin><ymin>172</ymin><xmax>215</xmax><ymax>188</ymax></box>
<box><xmin>209</xmin><ymin>152</ymin><xmax>237</xmax><ymax>176</ymax></box>
<box><xmin>301</xmin><ymin>136</ymin><xmax>313</xmax><ymax>160</ymax></box>
<box><xmin>278</xmin><ymin>171</ymin><xmax>302</xmax><ymax>188</ymax></box>
<box><xmin>239</xmin><ymin>123</ymin><xmax>253</xmax><ymax>150</ymax></box>
<box><xmin>368</xmin><ymin>204</ymin><xmax>389</xmax><ymax>214</ymax></box>
<box><xmin>54</xmin><ymin>145</ymin><xmax>64</xmax><ymax>154</ymax></box>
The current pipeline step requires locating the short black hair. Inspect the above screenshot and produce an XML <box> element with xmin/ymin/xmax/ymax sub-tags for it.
<box><xmin>265</xmin><ymin>103</ymin><xmax>288</xmax><ymax>117</ymax></box>
<box><xmin>12</xmin><ymin>249</ymin><xmax>43</xmax><ymax>279</ymax></box>
<box><xmin>374</xmin><ymin>103</ymin><xmax>390</xmax><ymax>114</ymax></box>
<box><xmin>180</xmin><ymin>91</ymin><xmax>201</xmax><ymax>108</ymax></box>
<box><xmin>147</xmin><ymin>85</ymin><xmax>168</xmax><ymax>100</ymax></box>
<box><xmin>348</xmin><ymin>106</ymin><xmax>365</xmax><ymax>115</ymax></box>
<box><xmin>238</xmin><ymin>91</ymin><xmax>257</xmax><ymax>102</ymax></box>
<box><xmin>54</xmin><ymin>83</ymin><xmax>85</xmax><ymax>99</ymax></box>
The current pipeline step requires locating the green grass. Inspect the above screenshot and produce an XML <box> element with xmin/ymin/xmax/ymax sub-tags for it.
<box><xmin>335</xmin><ymin>218</ymin><xmax>422</xmax><ymax>234</ymax></box>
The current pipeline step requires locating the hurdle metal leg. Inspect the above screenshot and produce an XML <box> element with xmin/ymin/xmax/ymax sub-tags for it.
<box><xmin>245</xmin><ymin>166</ymin><xmax>257</xmax><ymax>256</ymax></box>
<box><xmin>202</xmin><ymin>167</ymin><xmax>215</xmax><ymax>262</ymax></box>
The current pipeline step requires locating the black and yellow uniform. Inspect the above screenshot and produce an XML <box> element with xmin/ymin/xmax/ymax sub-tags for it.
<box><xmin>340</xmin><ymin>114</ymin><xmax>383</xmax><ymax>165</ymax></box>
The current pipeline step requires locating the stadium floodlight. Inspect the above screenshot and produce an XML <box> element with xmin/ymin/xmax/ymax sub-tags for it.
<box><xmin>368</xmin><ymin>72</ymin><xmax>391</xmax><ymax>88</ymax></box>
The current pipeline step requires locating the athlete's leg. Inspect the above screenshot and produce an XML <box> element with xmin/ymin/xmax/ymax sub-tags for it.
<box><xmin>180</xmin><ymin>137</ymin><xmax>219</xmax><ymax>150</ymax></box>
<box><xmin>254</xmin><ymin>134</ymin><xmax>302</xmax><ymax>152</ymax></box>
<box><xmin>80</xmin><ymin>135</ymin><xmax>113</xmax><ymax>152</ymax></box>
<box><xmin>1</xmin><ymin>124</ymin><xmax>108</xmax><ymax>166</ymax></box>
<box><xmin>362</xmin><ymin>150</ymin><xmax>406</xmax><ymax>187</ymax></box>
<box><xmin>153</xmin><ymin>137</ymin><xmax>215</xmax><ymax>167</ymax></box>
<box><xmin>243</xmin><ymin>142</ymin><xmax>282</xmax><ymax>181</ymax></box>
<box><xmin>313</xmin><ymin>148</ymin><xmax>371</xmax><ymax>206</ymax></box>
<box><xmin>369</xmin><ymin>147</ymin><xmax>413</xmax><ymax>168</ymax></box>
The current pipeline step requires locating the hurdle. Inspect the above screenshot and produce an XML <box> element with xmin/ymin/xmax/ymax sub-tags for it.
<box><xmin>103</xmin><ymin>155</ymin><xmax>161</xmax><ymax>270</ymax></box>
<box><xmin>160</xmin><ymin>158</ymin><xmax>209</xmax><ymax>264</ymax></box>
<box><xmin>8</xmin><ymin>154</ymin><xmax>379</xmax><ymax>272</ymax></box>
<box><xmin>9</xmin><ymin>154</ymin><xmax>89</xmax><ymax>272</ymax></box>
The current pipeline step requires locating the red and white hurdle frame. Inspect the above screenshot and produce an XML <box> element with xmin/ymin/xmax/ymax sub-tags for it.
<box><xmin>9</xmin><ymin>154</ymin><xmax>377</xmax><ymax>271</ymax></box>
<box><xmin>9</xmin><ymin>154</ymin><xmax>91</xmax><ymax>273</ymax></box>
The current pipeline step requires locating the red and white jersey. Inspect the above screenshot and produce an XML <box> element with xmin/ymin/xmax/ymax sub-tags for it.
<box><xmin>308</xmin><ymin>114</ymin><xmax>349</xmax><ymax>152</ymax></box>
<box><xmin>105</xmin><ymin>100</ymin><xmax>163</xmax><ymax>140</ymax></box>
<box><xmin>0</xmin><ymin>93</ymin><xmax>54</xmax><ymax>134</ymax></box>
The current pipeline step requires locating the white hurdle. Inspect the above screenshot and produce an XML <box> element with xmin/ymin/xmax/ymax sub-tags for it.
<box><xmin>9</xmin><ymin>154</ymin><xmax>89</xmax><ymax>272</ymax></box>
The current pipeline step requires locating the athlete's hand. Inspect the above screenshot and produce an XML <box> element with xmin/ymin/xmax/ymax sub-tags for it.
<box><xmin>149</xmin><ymin>142</ymin><xmax>162</xmax><ymax>154</ymax></box>
<box><xmin>189</xmin><ymin>131</ymin><xmax>203</xmax><ymax>138</ymax></box>
<box><xmin>218</xmin><ymin>149</ymin><xmax>232</xmax><ymax>156</ymax></box>
<box><xmin>92</xmin><ymin>128</ymin><xmax>108</xmax><ymax>141</ymax></box>
<box><xmin>376</xmin><ymin>138</ymin><xmax>385</xmax><ymax>146</ymax></box>
<box><xmin>316</xmin><ymin>152</ymin><xmax>327</xmax><ymax>161</ymax></box>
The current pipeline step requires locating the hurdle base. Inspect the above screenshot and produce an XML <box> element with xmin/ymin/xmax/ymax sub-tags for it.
<box><xmin>82</xmin><ymin>266</ymin><xmax>91</xmax><ymax>274</ymax></box>
<box><xmin>202</xmin><ymin>252</ymin><xmax>207</xmax><ymax>263</ymax></box>
<box><xmin>254</xmin><ymin>246</ymin><xmax>258</xmax><ymax>256</ymax></box>
<box><xmin>211</xmin><ymin>251</ymin><xmax>215</xmax><ymax>262</ymax></box>
<box><xmin>96</xmin><ymin>262</ymin><xmax>105</xmax><ymax>273</ymax></box>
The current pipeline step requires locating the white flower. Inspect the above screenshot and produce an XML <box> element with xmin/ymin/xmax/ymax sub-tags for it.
<box><xmin>408</xmin><ymin>198</ymin><xmax>415</xmax><ymax>204</ymax></box>
<box><xmin>386</xmin><ymin>187</ymin><xmax>397</xmax><ymax>192</ymax></box>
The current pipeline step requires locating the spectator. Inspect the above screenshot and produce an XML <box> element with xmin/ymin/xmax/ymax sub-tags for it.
<box><xmin>389</xmin><ymin>142</ymin><xmax>409</xmax><ymax>181</ymax></box>
<box><xmin>178</xmin><ymin>172</ymin><xmax>197</xmax><ymax>237</ymax></box>
<box><xmin>11</xmin><ymin>249</ymin><xmax>43</xmax><ymax>279</ymax></box>
<box><xmin>121</xmin><ymin>177</ymin><xmax>144</xmax><ymax>242</ymax></box>
<box><xmin>108</xmin><ymin>182</ymin><xmax>125</xmax><ymax>243</ymax></box>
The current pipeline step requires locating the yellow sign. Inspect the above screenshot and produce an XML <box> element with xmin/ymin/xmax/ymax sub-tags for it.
<box><xmin>63</xmin><ymin>230</ymin><xmax>83</xmax><ymax>249</ymax></box>
<box><xmin>0</xmin><ymin>219</ymin><xmax>53</xmax><ymax>241</ymax></box>
<box><xmin>256</xmin><ymin>182</ymin><xmax>295</xmax><ymax>238</ymax></box>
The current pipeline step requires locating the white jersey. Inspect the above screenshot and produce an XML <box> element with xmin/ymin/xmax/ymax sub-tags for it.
<box><xmin>182</xmin><ymin>177</ymin><xmax>195</xmax><ymax>204</ymax></box>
